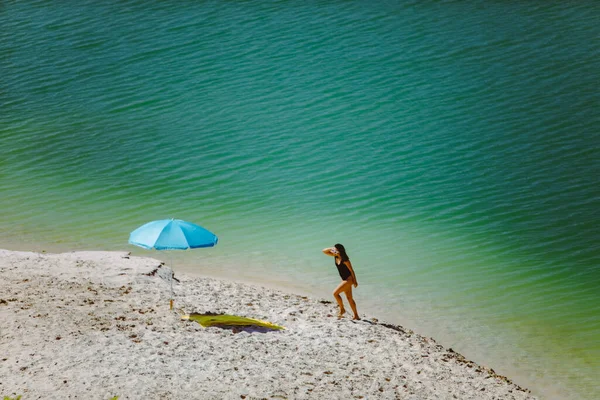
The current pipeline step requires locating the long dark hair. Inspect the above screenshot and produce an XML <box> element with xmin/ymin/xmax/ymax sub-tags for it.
<box><xmin>334</xmin><ymin>243</ymin><xmax>349</xmax><ymax>262</ymax></box>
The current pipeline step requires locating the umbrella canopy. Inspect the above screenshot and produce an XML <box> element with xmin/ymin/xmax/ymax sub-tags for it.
<box><xmin>129</xmin><ymin>219</ymin><xmax>218</xmax><ymax>250</ymax></box>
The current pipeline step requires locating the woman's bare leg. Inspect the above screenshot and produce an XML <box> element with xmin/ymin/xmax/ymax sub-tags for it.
<box><xmin>342</xmin><ymin>279</ymin><xmax>360</xmax><ymax>320</ymax></box>
<box><xmin>333</xmin><ymin>280</ymin><xmax>352</xmax><ymax>318</ymax></box>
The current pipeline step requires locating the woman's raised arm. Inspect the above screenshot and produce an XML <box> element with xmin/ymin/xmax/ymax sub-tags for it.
<box><xmin>322</xmin><ymin>247</ymin><xmax>339</xmax><ymax>257</ymax></box>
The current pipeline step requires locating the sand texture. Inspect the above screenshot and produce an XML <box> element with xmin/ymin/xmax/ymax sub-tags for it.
<box><xmin>0</xmin><ymin>250</ymin><xmax>537</xmax><ymax>399</ymax></box>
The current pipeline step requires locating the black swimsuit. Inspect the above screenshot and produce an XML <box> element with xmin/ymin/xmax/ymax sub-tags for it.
<box><xmin>335</xmin><ymin>258</ymin><xmax>352</xmax><ymax>281</ymax></box>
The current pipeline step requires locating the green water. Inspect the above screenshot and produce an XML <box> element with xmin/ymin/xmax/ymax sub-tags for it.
<box><xmin>1</xmin><ymin>1</ymin><xmax>599</xmax><ymax>398</ymax></box>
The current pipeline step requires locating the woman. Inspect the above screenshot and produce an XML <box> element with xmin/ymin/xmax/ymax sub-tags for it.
<box><xmin>322</xmin><ymin>243</ymin><xmax>360</xmax><ymax>320</ymax></box>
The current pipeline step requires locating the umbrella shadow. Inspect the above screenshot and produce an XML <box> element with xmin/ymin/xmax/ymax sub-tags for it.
<box><xmin>210</xmin><ymin>325</ymin><xmax>282</xmax><ymax>334</ymax></box>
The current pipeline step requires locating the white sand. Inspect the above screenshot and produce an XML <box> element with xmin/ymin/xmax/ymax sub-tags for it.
<box><xmin>0</xmin><ymin>249</ymin><xmax>537</xmax><ymax>399</ymax></box>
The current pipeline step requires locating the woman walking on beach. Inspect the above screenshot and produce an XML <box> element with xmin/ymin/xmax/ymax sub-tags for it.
<box><xmin>323</xmin><ymin>243</ymin><xmax>360</xmax><ymax>320</ymax></box>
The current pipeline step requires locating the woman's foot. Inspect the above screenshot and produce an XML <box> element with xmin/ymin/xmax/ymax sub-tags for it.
<box><xmin>352</xmin><ymin>315</ymin><xmax>361</xmax><ymax>321</ymax></box>
<box><xmin>338</xmin><ymin>308</ymin><xmax>346</xmax><ymax>319</ymax></box>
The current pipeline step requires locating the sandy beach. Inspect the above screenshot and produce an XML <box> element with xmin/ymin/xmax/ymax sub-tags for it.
<box><xmin>0</xmin><ymin>249</ymin><xmax>537</xmax><ymax>399</ymax></box>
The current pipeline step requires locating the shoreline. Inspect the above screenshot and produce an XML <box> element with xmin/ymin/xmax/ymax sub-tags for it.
<box><xmin>1</xmin><ymin>249</ymin><xmax>537</xmax><ymax>399</ymax></box>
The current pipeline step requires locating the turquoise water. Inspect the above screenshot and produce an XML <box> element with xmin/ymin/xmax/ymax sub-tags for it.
<box><xmin>1</xmin><ymin>1</ymin><xmax>599</xmax><ymax>398</ymax></box>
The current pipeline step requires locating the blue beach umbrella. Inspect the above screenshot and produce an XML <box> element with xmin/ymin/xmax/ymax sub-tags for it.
<box><xmin>129</xmin><ymin>219</ymin><xmax>218</xmax><ymax>309</ymax></box>
<box><xmin>129</xmin><ymin>219</ymin><xmax>218</xmax><ymax>250</ymax></box>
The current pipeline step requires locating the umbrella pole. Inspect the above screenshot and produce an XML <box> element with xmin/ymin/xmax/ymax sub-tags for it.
<box><xmin>169</xmin><ymin>253</ymin><xmax>174</xmax><ymax>310</ymax></box>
